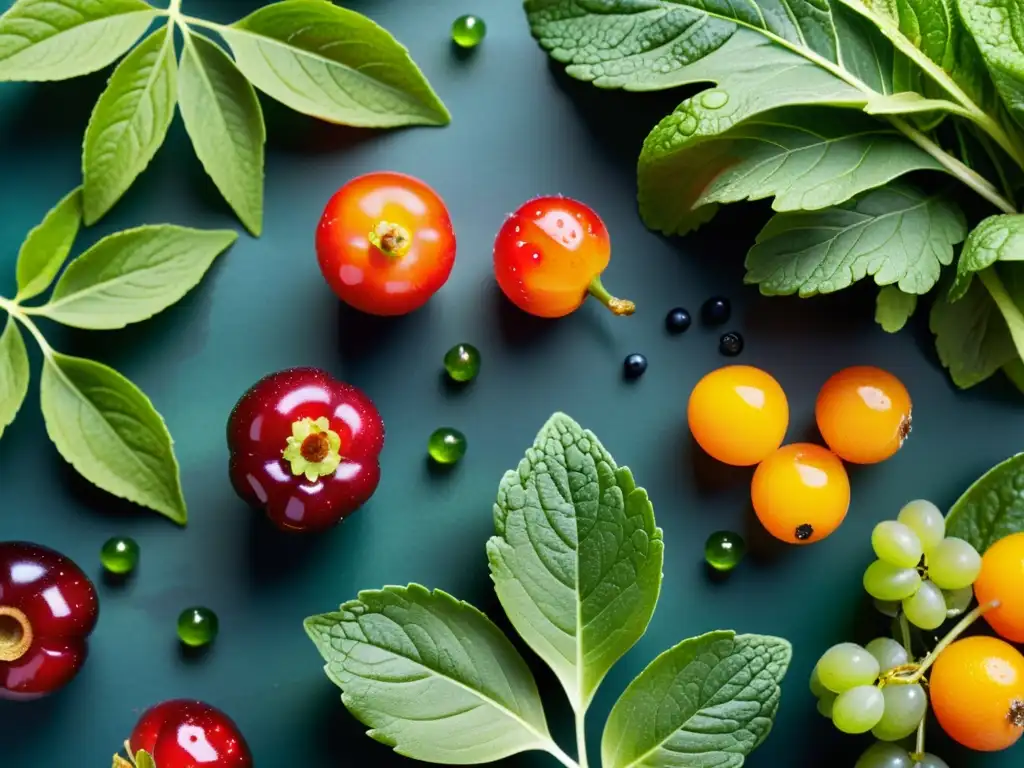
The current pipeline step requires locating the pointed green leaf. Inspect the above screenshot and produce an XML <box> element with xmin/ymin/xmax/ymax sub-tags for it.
<box><xmin>178</xmin><ymin>31</ymin><xmax>264</xmax><ymax>236</ymax></box>
<box><xmin>14</xmin><ymin>187</ymin><xmax>82</xmax><ymax>302</ymax></box>
<box><xmin>133</xmin><ymin>750</ymin><xmax>156</xmax><ymax>768</ymax></box>
<box><xmin>946</xmin><ymin>453</ymin><xmax>1024</xmax><ymax>552</ymax></box>
<box><xmin>38</xmin><ymin>225</ymin><xmax>237</xmax><ymax>330</ymax></box>
<box><xmin>876</xmin><ymin>285</ymin><xmax>918</xmax><ymax>332</ymax></box>
<box><xmin>950</xmin><ymin>214</ymin><xmax>1024</xmax><ymax>301</ymax></box>
<box><xmin>487</xmin><ymin>413</ymin><xmax>664</xmax><ymax>713</ymax></box>
<box><xmin>83</xmin><ymin>24</ymin><xmax>178</xmax><ymax>225</ymax></box>
<box><xmin>0</xmin><ymin>0</ymin><xmax>158</xmax><ymax>82</ymax></box>
<box><xmin>221</xmin><ymin>0</ymin><xmax>449</xmax><ymax>127</ymax></box>
<box><xmin>304</xmin><ymin>584</ymin><xmax>555</xmax><ymax>764</ymax></box>
<box><xmin>0</xmin><ymin>317</ymin><xmax>30</xmax><ymax>439</ymax></box>
<box><xmin>957</xmin><ymin>0</ymin><xmax>1024</xmax><ymax>127</ymax></box>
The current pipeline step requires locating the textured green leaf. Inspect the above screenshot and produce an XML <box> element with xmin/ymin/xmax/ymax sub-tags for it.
<box><xmin>304</xmin><ymin>584</ymin><xmax>555</xmax><ymax>765</ymax></box>
<box><xmin>876</xmin><ymin>285</ymin><xmax>918</xmax><ymax>332</ymax></box>
<box><xmin>601</xmin><ymin>631</ymin><xmax>792</xmax><ymax>768</ymax></box>
<box><xmin>745</xmin><ymin>182</ymin><xmax>966</xmax><ymax>296</ymax></box>
<box><xmin>38</xmin><ymin>225</ymin><xmax>236</xmax><ymax>330</ymax></box>
<box><xmin>950</xmin><ymin>214</ymin><xmax>1024</xmax><ymax>300</ymax></box>
<box><xmin>14</xmin><ymin>187</ymin><xmax>82</xmax><ymax>301</ymax></box>
<box><xmin>82</xmin><ymin>24</ymin><xmax>177</xmax><ymax>225</ymax></box>
<box><xmin>178</xmin><ymin>31</ymin><xmax>265</xmax><ymax>236</ymax></box>
<box><xmin>0</xmin><ymin>316</ymin><xmax>29</xmax><ymax>439</ymax></box>
<box><xmin>222</xmin><ymin>0</ymin><xmax>449</xmax><ymax>127</ymax></box>
<box><xmin>487</xmin><ymin>413</ymin><xmax>664</xmax><ymax>713</ymax></box>
<box><xmin>946</xmin><ymin>453</ymin><xmax>1024</xmax><ymax>552</ymax></box>
<box><xmin>40</xmin><ymin>352</ymin><xmax>185</xmax><ymax>524</ymax></box>
<box><xmin>0</xmin><ymin>0</ymin><xmax>157</xmax><ymax>81</ymax></box>
<box><xmin>957</xmin><ymin>0</ymin><xmax>1024</xmax><ymax>126</ymax></box>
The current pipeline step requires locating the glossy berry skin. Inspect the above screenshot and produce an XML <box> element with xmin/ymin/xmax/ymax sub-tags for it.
<box><xmin>316</xmin><ymin>171</ymin><xmax>456</xmax><ymax>316</ymax></box>
<box><xmin>493</xmin><ymin>195</ymin><xmax>634</xmax><ymax>318</ymax></box>
<box><xmin>719</xmin><ymin>331</ymin><xmax>744</xmax><ymax>357</ymax></box>
<box><xmin>227</xmin><ymin>368</ymin><xmax>385</xmax><ymax>533</ymax></box>
<box><xmin>130</xmin><ymin>700</ymin><xmax>252</xmax><ymax>768</ymax></box>
<box><xmin>0</xmin><ymin>542</ymin><xmax>98</xmax><ymax>700</ymax></box>
<box><xmin>701</xmin><ymin>296</ymin><xmax>731</xmax><ymax>325</ymax></box>
<box><xmin>816</xmin><ymin>366</ymin><xmax>911</xmax><ymax>464</ymax></box>
<box><xmin>751</xmin><ymin>444</ymin><xmax>850</xmax><ymax>544</ymax></box>
<box><xmin>623</xmin><ymin>353</ymin><xmax>648</xmax><ymax>379</ymax></box>
<box><xmin>665</xmin><ymin>307</ymin><xmax>691</xmax><ymax>333</ymax></box>
<box><xmin>178</xmin><ymin>607</ymin><xmax>219</xmax><ymax>648</ymax></box>
<box><xmin>975</xmin><ymin>532</ymin><xmax>1024</xmax><ymax>642</ymax></box>
<box><xmin>705</xmin><ymin>531</ymin><xmax>745</xmax><ymax>571</ymax></box>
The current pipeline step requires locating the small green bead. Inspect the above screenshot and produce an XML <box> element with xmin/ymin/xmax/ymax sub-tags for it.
<box><xmin>177</xmin><ymin>606</ymin><xmax>219</xmax><ymax>648</ymax></box>
<box><xmin>451</xmin><ymin>14</ymin><xmax>486</xmax><ymax>48</ymax></box>
<box><xmin>444</xmin><ymin>343</ymin><xmax>481</xmax><ymax>382</ymax></box>
<box><xmin>428</xmin><ymin>427</ymin><xmax>467</xmax><ymax>465</ymax></box>
<box><xmin>100</xmin><ymin>537</ymin><xmax>140</xmax><ymax>575</ymax></box>
<box><xmin>704</xmin><ymin>531</ymin><xmax>746</xmax><ymax>572</ymax></box>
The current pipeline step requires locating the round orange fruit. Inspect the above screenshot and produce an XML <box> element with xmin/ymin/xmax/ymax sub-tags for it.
<box><xmin>975</xmin><ymin>532</ymin><xmax>1024</xmax><ymax>643</ymax></box>
<box><xmin>815</xmin><ymin>366</ymin><xmax>911</xmax><ymax>464</ymax></box>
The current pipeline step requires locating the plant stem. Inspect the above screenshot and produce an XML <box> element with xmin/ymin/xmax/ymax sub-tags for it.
<box><xmin>575</xmin><ymin>709</ymin><xmax>589</xmax><ymax>768</ymax></box>
<box><xmin>0</xmin><ymin>296</ymin><xmax>51</xmax><ymax>356</ymax></box>
<box><xmin>912</xmin><ymin>716</ymin><xmax>926</xmax><ymax>760</ymax></box>
<box><xmin>980</xmin><ymin>268</ymin><xmax>1024</xmax><ymax>359</ymax></box>
<box><xmin>898</xmin><ymin>600</ymin><xmax>1000</xmax><ymax>683</ymax></box>
<box><xmin>167</xmin><ymin>0</ymin><xmax>182</xmax><ymax>15</ymax></box>
<box><xmin>898</xmin><ymin>613</ymin><xmax>912</xmax><ymax>653</ymax></box>
<box><xmin>547</xmin><ymin>742</ymin><xmax>581</xmax><ymax>768</ymax></box>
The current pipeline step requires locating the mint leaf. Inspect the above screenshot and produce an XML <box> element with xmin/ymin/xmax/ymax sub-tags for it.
<box><xmin>0</xmin><ymin>317</ymin><xmax>29</xmax><ymax>439</ymax></box>
<box><xmin>304</xmin><ymin>584</ymin><xmax>555</xmax><ymax>764</ymax></box>
<box><xmin>957</xmin><ymin>0</ymin><xmax>1024</xmax><ymax>127</ymax></box>
<box><xmin>222</xmin><ymin>0</ymin><xmax>449</xmax><ymax>127</ymax></box>
<box><xmin>745</xmin><ymin>183</ymin><xmax>967</xmax><ymax>296</ymax></box>
<box><xmin>133</xmin><ymin>750</ymin><xmax>156</xmax><ymax>768</ymax></box>
<box><xmin>487</xmin><ymin>413</ymin><xmax>664</xmax><ymax>713</ymax></box>
<box><xmin>946</xmin><ymin>453</ymin><xmax>1024</xmax><ymax>552</ymax></box>
<box><xmin>38</xmin><ymin>225</ymin><xmax>236</xmax><ymax>330</ymax></box>
<box><xmin>178</xmin><ymin>31</ymin><xmax>265</xmax><ymax>236</ymax></box>
<box><xmin>950</xmin><ymin>214</ymin><xmax>1024</xmax><ymax>301</ymax></box>
<box><xmin>601</xmin><ymin>631</ymin><xmax>791</xmax><ymax>768</ymax></box>
<box><xmin>82</xmin><ymin>24</ymin><xmax>177</xmax><ymax>225</ymax></box>
<box><xmin>40</xmin><ymin>351</ymin><xmax>185</xmax><ymax>524</ymax></box>
<box><xmin>876</xmin><ymin>285</ymin><xmax>918</xmax><ymax>333</ymax></box>
<box><xmin>0</xmin><ymin>0</ymin><xmax>158</xmax><ymax>82</ymax></box>
<box><xmin>14</xmin><ymin>187</ymin><xmax>82</xmax><ymax>302</ymax></box>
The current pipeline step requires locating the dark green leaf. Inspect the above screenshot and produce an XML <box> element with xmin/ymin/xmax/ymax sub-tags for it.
<box><xmin>946</xmin><ymin>453</ymin><xmax>1024</xmax><ymax>553</ymax></box>
<box><xmin>957</xmin><ymin>0</ymin><xmax>1024</xmax><ymax>128</ymax></box>
<box><xmin>0</xmin><ymin>316</ymin><xmax>29</xmax><ymax>439</ymax></box>
<box><xmin>876</xmin><ymin>285</ymin><xmax>918</xmax><ymax>332</ymax></box>
<box><xmin>14</xmin><ymin>187</ymin><xmax>82</xmax><ymax>302</ymax></box>
<box><xmin>950</xmin><ymin>214</ymin><xmax>1024</xmax><ymax>300</ymax></box>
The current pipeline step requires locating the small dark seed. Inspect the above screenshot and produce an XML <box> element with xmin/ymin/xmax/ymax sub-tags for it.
<box><xmin>701</xmin><ymin>296</ymin><xmax>731</xmax><ymax>325</ymax></box>
<box><xmin>665</xmin><ymin>307</ymin><xmax>692</xmax><ymax>334</ymax></box>
<box><xmin>719</xmin><ymin>331</ymin><xmax>744</xmax><ymax>357</ymax></box>
<box><xmin>795</xmin><ymin>524</ymin><xmax>814</xmax><ymax>541</ymax></box>
<box><xmin>623</xmin><ymin>353</ymin><xmax>648</xmax><ymax>379</ymax></box>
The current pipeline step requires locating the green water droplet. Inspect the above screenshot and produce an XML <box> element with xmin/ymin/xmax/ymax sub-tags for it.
<box><xmin>428</xmin><ymin>427</ymin><xmax>467</xmax><ymax>465</ymax></box>
<box><xmin>100</xmin><ymin>537</ymin><xmax>140</xmax><ymax>575</ymax></box>
<box><xmin>700</xmin><ymin>89</ymin><xmax>729</xmax><ymax>109</ymax></box>
<box><xmin>452</xmin><ymin>15</ymin><xmax>486</xmax><ymax>48</ymax></box>
<box><xmin>678</xmin><ymin>114</ymin><xmax>698</xmax><ymax>135</ymax></box>
<box><xmin>444</xmin><ymin>343</ymin><xmax>481</xmax><ymax>382</ymax></box>
<box><xmin>704</xmin><ymin>530</ymin><xmax>745</xmax><ymax>572</ymax></box>
<box><xmin>177</xmin><ymin>606</ymin><xmax>219</xmax><ymax>647</ymax></box>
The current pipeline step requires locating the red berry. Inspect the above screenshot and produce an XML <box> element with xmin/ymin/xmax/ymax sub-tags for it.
<box><xmin>129</xmin><ymin>700</ymin><xmax>252</xmax><ymax>768</ymax></box>
<box><xmin>227</xmin><ymin>367</ymin><xmax>385</xmax><ymax>533</ymax></box>
<box><xmin>0</xmin><ymin>542</ymin><xmax>98</xmax><ymax>700</ymax></box>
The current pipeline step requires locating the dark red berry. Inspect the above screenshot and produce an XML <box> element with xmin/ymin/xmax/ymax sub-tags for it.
<box><xmin>129</xmin><ymin>700</ymin><xmax>252</xmax><ymax>768</ymax></box>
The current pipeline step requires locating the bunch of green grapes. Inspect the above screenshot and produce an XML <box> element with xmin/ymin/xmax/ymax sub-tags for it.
<box><xmin>854</xmin><ymin>742</ymin><xmax>948</xmax><ymax>767</ymax></box>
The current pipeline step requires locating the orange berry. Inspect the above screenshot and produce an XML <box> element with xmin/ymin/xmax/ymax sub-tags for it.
<box><xmin>815</xmin><ymin>366</ymin><xmax>911</xmax><ymax>464</ymax></box>
<box><xmin>929</xmin><ymin>635</ymin><xmax>1024</xmax><ymax>752</ymax></box>
<box><xmin>975</xmin><ymin>532</ymin><xmax>1024</xmax><ymax>643</ymax></box>
<box><xmin>751</xmin><ymin>443</ymin><xmax>850</xmax><ymax>544</ymax></box>
<box><xmin>687</xmin><ymin>366</ymin><xmax>788</xmax><ymax>467</ymax></box>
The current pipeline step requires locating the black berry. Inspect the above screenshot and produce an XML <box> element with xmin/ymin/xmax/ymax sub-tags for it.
<box><xmin>623</xmin><ymin>353</ymin><xmax>648</xmax><ymax>379</ymax></box>
<box><xmin>701</xmin><ymin>296</ymin><xmax>731</xmax><ymax>325</ymax></box>
<box><xmin>795</xmin><ymin>524</ymin><xmax>814</xmax><ymax>541</ymax></box>
<box><xmin>665</xmin><ymin>307</ymin><xmax>692</xmax><ymax>334</ymax></box>
<box><xmin>719</xmin><ymin>331</ymin><xmax>744</xmax><ymax>357</ymax></box>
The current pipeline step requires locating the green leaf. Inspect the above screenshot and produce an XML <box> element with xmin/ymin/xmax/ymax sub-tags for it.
<box><xmin>38</xmin><ymin>225</ymin><xmax>236</xmax><ymax>330</ymax></box>
<box><xmin>946</xmin><ymin>453</ymin><xmax>1024</xmax><ymax>553</ymax></box>
<box><xmin>745</xmin><ymin>182</ymin><xmax>967</xmax><ymax>296</ymax></box>
<box><xmin>487</xmin><ymin>412</ymin><xmax>664</xmax><ymax>713</ymax></box>
<box><xmin>876</xmin><ymin>285</ymin><xmax>918</xmax><ymax>332</ymax></box>
<box><xmin>0</xmin><ymin>316</ymin><xmax>29</xmax><ymax>439</ymax></box>
<box><xmin>957</xmin><ymin>0</ymin><xmax>1024</xmax><ymax>127</ymax></box>
<box><xmin>82</xmin><ymin>24</ymin><xmax>178</xmax><ymax>225</ymax></box>
<box><xmin>178</xmin><ymin>31</ymin><xmax>265</xmax><ymax>236</ymax></box>
<box><xmin>133</xmin><ymin>751</ymin><xmax>156</xmax><ymax>768</ymax></box>
<box><xmin>601</xmin><ymin>631</ymin><xmax>792</xmax><ymax>768</ymax></box>
<box><xmin>14</xmin><ymin>187</ymin><xmax>82</xmax><ymax>302</ymax></box>
<box><xmin>950</xmin><ymin>214</ymin><xmax>1024</xmax><ymax>300</ymax></box>
<box><xmin>304</xmin><ymin>584</ymin><xmax>556</xmax><ymax>765</ymax></box>
<box><xmin>221</xmin><ymin>0</ymin><xmax>449</xmax><ymax>127</ymax></box>
<box><xmin>0</xmin><ymin>0</ymin><xmax>158</xmax><ymax>82</ymax></box>
<box><xmin>1003</xmin><ymin>357</ymin><xmax>1024</xmax><ymax>394</ymax></box>
<box><xmin>40</xmin><ymin>351</ymin><xmax>186</xmax><ymax>524</ymax></box>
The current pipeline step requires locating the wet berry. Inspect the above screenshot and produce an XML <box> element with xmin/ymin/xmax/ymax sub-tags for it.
<box><xmin>665</xmin><ymin>307</ymin><xmax>691</xmax><ymax>334</ymax></box>
<box><xmin>623</xmin><ymin>353</ymin><xmax>648</xmax><ymax>379</ymax></box>
<box><xmin>719</xmin><ymin>331</ymin><xmax>744</xmax><ymax>356</ymax></box>
<box><xmin>701</xmin><ymin>296</ymin><xmax>731</xmax><ymax>325</ymax></box>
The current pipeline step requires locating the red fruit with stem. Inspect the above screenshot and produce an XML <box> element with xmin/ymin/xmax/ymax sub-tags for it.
<box><xmin>227</xmin><ymin>367</ymin><xmax>385</xmax><ymax>533</ymax></box>
<box><xmin>127</xmin><ymin>700</ymin><xmax>252</xmax><ymax>768</ymax></box>
<box><xmin>0</xmin><ymin>541</ymin><xmax>98</xmax><ymax>700</ymax></box>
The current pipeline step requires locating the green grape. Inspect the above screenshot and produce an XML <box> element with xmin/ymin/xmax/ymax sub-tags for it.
<box><xmin>817</xmin><ymin>691</ymin><xmax>836</xmax><ymax>718</ymax></box>
<box><xmin>874</xmin><ymin>599</ymin><xmax>900</xmax><ymax>618</ymax></box>
<box><xmin>832</xmin><ymin>685</ymin><xmax>885</xmax><ymax>734</ymax></box>
<box><xmin>809</xmin><ymin>666</ymin><xmax>827</xmax><ymax>697</ymax></box>
<box><xmin>943</xmin><ymin>585</ymin><xmax>974</xmax><ymax>617</ymax></box>
<box><xmin>872</xmin><ymin>521</ymin><xmax>923</xmax><ymax>568</ymax></box>
<box><xmin>897</xmin><ymin>499</ymin><xmax>945</xmax><ymax>552</ymax></box>
<box><xmin>863</xmin><ymin>560</ymin><xmax>922</xmax><ymax>601</ymax></box>
<box><xmin>916</xmin><ymin>754</ymin><xmax>949</xmax><ymax>768</ymax></box>
<box><xmin>902</xmin><ymin>580</ymin><xmax>947</xmax><ymax>630</ymax></box>
<box><xmin>872</xmin><ymin>683</ymin><xmax>927</xmax><ymax>741</ymax></box>
<box><xmin>926</xmin><ymin>537</ymin><xmax>981</xmax><ymax>590</ymax></box>
<box><xmin>865</xmin><ymin>637</ymin><xmax>909</xmax><ymax>673</ymax></box>
<box><xmin>854</xmin><ymin>742</ymin><xmax>913</xmax><ymax>768</ymax></box>
<box><xmin>817</xmin><ymin>643</ymin><xmax>880</xmax><ymax>693</ymax></box>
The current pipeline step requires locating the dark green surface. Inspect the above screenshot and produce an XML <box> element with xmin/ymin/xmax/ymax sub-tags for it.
<box><xmin>0</xmin><ymin>1</ymin><xmax>1022</xmax><ymax>766</ymax></box>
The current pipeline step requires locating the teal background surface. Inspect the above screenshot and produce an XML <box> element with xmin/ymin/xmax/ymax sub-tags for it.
<box><xmin>1</xmin><ymin>1</ymin><xmax>1022</xmax><ymax>766</ymax></box>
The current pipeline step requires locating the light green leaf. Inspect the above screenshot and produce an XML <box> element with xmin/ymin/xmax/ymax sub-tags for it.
<box><xmin>221</xmin><ymin>0</ymin><xmax>449</xmax><ymax>127</ymax></box>
<box><xmin>82</xmin><ymin>24</ymin><xmax>178</xmax><ymax>225</ymax></box>
<box><xmin>40</xmin><ymin>351</ymin><xmax>185</xmax><ymax>524</ymax></box>
<box><xmin>487</xmin><ymin>413</ymin><xmax>664</xmax><ymax>713</ymax></box>
<box><xmin>876</xmin><ymin>285</ymin><xmax>918</xmax><ymax>332</ymax></box>
<box><xmin>178</xmin><ymin>31</ymin><xmax>264</xmax><ymax>236</ymax></box>
<box><xmin>745</xmin><ymin>182</ymin><xmax>967</xmax><ymax>296</ymax></box>
<box><xmin>863</xmin><ymin>91</ymin><xmax>969</xmax><ymax>117</ymax></box>
<box><xmin>0</xmin><ymin>0</ymin><xmax>158</xmax><ymax>82</ymax></box>
<box><xmin>133</xmin><ymin>751</ymin><xmax>156</xmax><ymax>768</ymax></box>
<box><xmin>950</xmin><ymin>214</ymin><xmax>1024</xmax><ymax>300</ymax></box>
<box><xmin>38</xmin><ymin>225</ymin><xmax>236</xmax><ymax>330</ymax></box>
<box><xmin>957</xmin><ymin>0</ymin><xmax>1024</xmax><ymax>127</ymax></box>
<box><xmin>0</xmin><ymin>316</ymin><xmax>30</xmax><ymax>439</ymax></box>
<box><xmin>946</xmin><ymin>453</ymin><xmax>1024</xmax><ymax>553</ymax></box>
<box><xmin>601</xmin><ymin>631</ymin><xmax>792</xmax><ymax>768</ymax></box>
<box><xmin>14</xmin><ymin>187</ymin><xmax>82</xmax><ymax>302</ymax></box>
<box><xmin>304</xmin><ymin>584</ymin><xmax>555</xmax><ymax>765</ymax></box>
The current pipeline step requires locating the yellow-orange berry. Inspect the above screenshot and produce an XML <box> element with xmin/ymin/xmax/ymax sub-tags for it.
<box><xmin>975</xmin><ymin>532</ymin><xmax>1024</xmax><ymax>643</ymax></box>
<box><xmin>815</xmin><ymin>366</ymin><xmax>911</xmax><ymax>464</ymax></box>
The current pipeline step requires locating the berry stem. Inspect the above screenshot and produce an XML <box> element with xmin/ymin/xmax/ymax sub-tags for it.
<box><xmin>896</xmin><ymin>599</ymin><xmax>1000</xmax><ymax>684</ymax></box>
<box><xmin>911</xmin><ymin>717</ymin><xmax>926</xmax><ymax>762</ymax></box>
<box><xmin>898</xmin><ymin>613</ymin><xmax>913</xmax><ymax>653</ymax></box>
<box><xmin>368</xmin><ymin>221</ymin><xmax>412</xmax><ymax>258</ymax></box>
<box><xmin>586</xmin><ymin>276</ymin><xmax>635</xmax><ymax>316</ymax></box>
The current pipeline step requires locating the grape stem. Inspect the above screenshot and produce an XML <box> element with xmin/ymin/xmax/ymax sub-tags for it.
<box><xmin>911</xmin><ymin>717</ymin><xmax>926</xmax><ymax>762</ymax></box>
<box><xmin>889</xmin><ymin>600</ymin><xmax>1000</xmax><ymax>685</ymax></box>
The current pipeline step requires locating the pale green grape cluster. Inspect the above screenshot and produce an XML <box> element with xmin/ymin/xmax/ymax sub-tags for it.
<box><xmin>854</xmin><ymin>741</ymin><xmax>949</xmax><ymax>767</ymax></box>
<box><xmin>863</xmin><ymin>500</ymin><xmax>981</xmax><ymax>630</ymax></box>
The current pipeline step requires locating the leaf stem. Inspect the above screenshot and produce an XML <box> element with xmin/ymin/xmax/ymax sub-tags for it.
<box><xmin>167</xmin><ymin>0</ymin><xmax>182</xmax><ymax>16</ymax></box>
<box><xmin>980</xmin><ymin>269</ymin><xmax>1024</xmax><ymax>358</ymax></box>
<box><xmin>0</xmin><ymin>295</ymin><xmax>52</xmax><ymax>357</ymax></box>
<box><xmin>176</xmin><ymin>13</ymin><xmax>226</xmax><ymax>34</ymax></box>
<box><xmin>547</xmin><ymin>742</ymin><xmax>581</xmax><ymax>768</ymax></box>
<box><xmin>575</xmin><ymin>709</ymin><xmax>589</xmax><ymax>768</ymax></box>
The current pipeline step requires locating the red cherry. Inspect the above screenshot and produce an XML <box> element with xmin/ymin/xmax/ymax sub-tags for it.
<box><xmin>0</xmin><ymin>542</ymin><xmax>98</xmax><ymax>700</ymax></box>
<box><xmin>227</xmin><ymin>367</ymin><xmax>385</xmax><ymax>533</ymax></box>
<box><xmin>129</xmin><ymin>700</ymin><xmax>252</xmax><ymax>768</ymax></box>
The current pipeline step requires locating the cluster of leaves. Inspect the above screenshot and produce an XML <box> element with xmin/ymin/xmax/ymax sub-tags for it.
<box><xmin>306</xmin><ymin>413</ymin><xmax>792</xmax><ymax>768</ymax></box>
<box><xmin>525</xmin><ymin>0</ymin><xmax>1024</xmax><ymax>392</ymax></box>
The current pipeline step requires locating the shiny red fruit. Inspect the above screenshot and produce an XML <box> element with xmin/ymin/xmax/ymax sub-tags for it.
<box><xmin>227</xmin><ymin>367</ymin><xmax>385</xmax><ymax>533</ymax></box>
<box><xmin>0</xmin><ymin>541</ymin><xmax>98</xmax><ymax>700</ymax></box>
<box><xmin>129</xmin><ymin>700</ymin><xmax>252</xmax><ymax>768</ymax></box>
<box><xmin>316</xmin><ymin>171</ymin><xmax>456</xmax><ymax>316</ymax></box>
